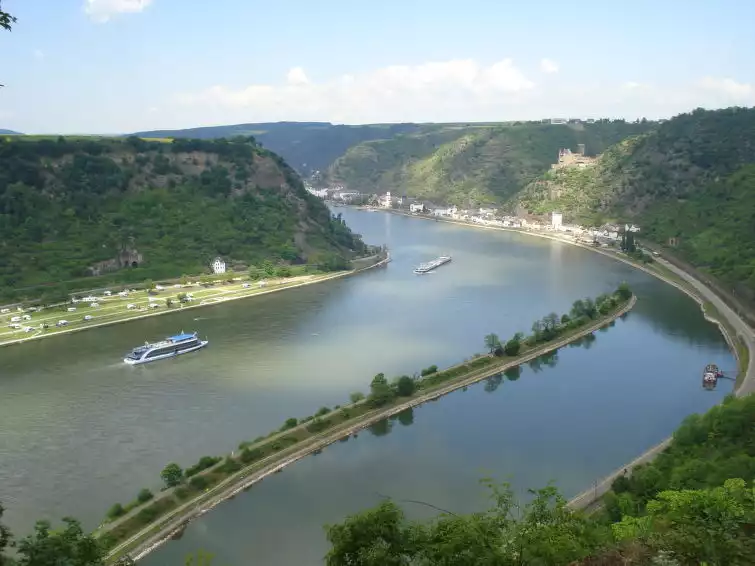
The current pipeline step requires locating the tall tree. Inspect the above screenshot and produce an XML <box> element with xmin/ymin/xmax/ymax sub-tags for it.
<box><xmin>483</xmin><ymin>333</ymin><xmax>501</xmax><ymax>354</ymax></box>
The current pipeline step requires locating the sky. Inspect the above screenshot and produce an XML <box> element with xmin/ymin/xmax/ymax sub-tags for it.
<box><xmin>1</xmin><ymin>0</ymin><xmax>754</xmax><ymax>134</ymax></box>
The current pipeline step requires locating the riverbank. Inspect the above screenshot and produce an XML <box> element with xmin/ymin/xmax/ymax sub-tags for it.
<box><xmin>0</xmin><ymin>254</ymin><xmax>389</xmax><ymax>349</ymax></box>
<box><xmin>101</xmin><ymin>291</ymin><xmax>636</xmax><ymax>563</ymax></box>
<box><xmin>383</xmin><ymin>208</ymin><xmax>750</xmax><ymax>383</ymax></box>
<box><xmin>358</xmin><ymin>208</ymin><xmax>753</xmax><ymax>510</ymax></box>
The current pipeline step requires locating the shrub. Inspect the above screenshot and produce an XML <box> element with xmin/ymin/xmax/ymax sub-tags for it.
<box><xmin>189</xmin><ymin>475</ymin><xmax>208</xmax><ymax>491</ymax></box>
<box><xmin>107</xmin><ymin>503</ymin><xmax>125</xmax><ymax>520</ymax></box>
<box><xmin>219</xmin><ymin>457</ymin><xmax>241</xmax><ymax>474</ymax></box>
<box><xmin>137</xmin><ymin>488</ymin><xmax>154</xmax><ymax>503</ymax></box>
<box><xmin>186</xmin><ymin>456</ymin><xmax>221</xmax><ymax>477</ymax></box>
<box><xmin>396</xmin><ymin>375</ymin><xmax>416</xmax><ymax>396</ymax></box>
<box><xmin>281</xmin><ymin>417</ymin><xmax>298</xmax><ymax>430</ymax></box>
<box><xmin>420</xmin><ymin>365</ymin><xmax>438</xmax><ymax>376</ymax></box>
<box><xmin>503</xmin><ymin>339</ymin><xmax>521</xmax><ymax>356</ymax></box>
<box><xmin>349</xmin><ymin>392</ymin><xmax>365</xmax><ymax>403</ymax></box>
<box><xmin>316</xmin><ymin>406</ymin><xmax>331</xmax><ymax>417</ymax></box>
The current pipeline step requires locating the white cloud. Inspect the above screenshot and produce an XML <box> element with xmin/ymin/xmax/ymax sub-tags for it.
<box><xmin>286</xmin><ymin>67</ymin><xmax>309</xmax><ymax>86</ymax></box>
<box><xmin>698</xmin><ymin>77</ymin><xmax>754</xmax><ymax>101</ymax></box>
<box><xmin>33</xmin><ymin>49</ymin><xmax>44</xmax><ymax>61</ymax></box>
<box><xmin>175</xmin><ymin>58</ymin><xmax>535</xmax><ymax>123</ymax></box>
<box><xmin>540</xmin><ymin>58</ymin><xmax>559</xmax><ymax>74</ymax></box>
<box><xmin>84</xmin><ymin>0</ymin><xmax>153</xmax><ymax>23</ymax></box>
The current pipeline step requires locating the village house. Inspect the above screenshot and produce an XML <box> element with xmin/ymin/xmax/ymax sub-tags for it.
<box><xmin>211</xmin><ymin>257</ymin><xmax>226</xmax><ymax>275</ymax></box>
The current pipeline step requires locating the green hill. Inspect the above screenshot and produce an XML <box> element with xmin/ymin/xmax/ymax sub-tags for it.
<box><xmin>134</xmin><ymin>122</ymin><xmax>429</xmax><ymax>177</ymax></box>
<box><xmin>517</xmin><ymin>107</ymin><xmax>755</xmax><ymax>299</ymax></box>
<box><xmin>326</xmin><ymin>121</ymin><xmax>656</xmax><ymax>205</ymax></box>
<box><xmin>0</xmin><ymin>136</ymin><xmax>367</xmax><ymax>302</ymax></box>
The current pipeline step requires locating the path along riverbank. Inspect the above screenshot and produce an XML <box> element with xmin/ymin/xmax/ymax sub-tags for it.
<box><xmin>103</xmin><ymin>294</ymin><xmax>636</xmax><ymax>564</ymax></box>
<box><xmin>365</xmin><ymin>208</ymin><xmax>754</xmax><ymax>510</ymax></box>
<box><xmin>0</xmin><ymin>253</ymin><xmax>390</xmax><ymax>350</ymax></box>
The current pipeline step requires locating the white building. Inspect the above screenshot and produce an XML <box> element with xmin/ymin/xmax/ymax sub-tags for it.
<box><xmin>211</xmin><ymin>257</ymin><xmax>226</xmax><ymax>274</ymax></box>
<box><xmin>551</xmin><ymin>212</ymin><xmax>563</xmax><ymax>230</ymax></box>
<box><xmin>381</xmin><ymin>191</ymin><xmax>392</xmax><ymax>208</ymax></box>
<box><xmin>409</xmin><ymin>203</ymin><xmax>426</xmax><ymax>213</ymax></box>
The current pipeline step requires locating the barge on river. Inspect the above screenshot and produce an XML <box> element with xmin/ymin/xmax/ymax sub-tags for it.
<box><xmin>124</xmin><ymin>331</ymin><xmax>208</xmax><ymax>365</ymax></box>
<box><xmin>414</xmin><ymin>255</ymin><xmax>452</xmax><ymax>274</ymax></box>
<box><xmin>702</xmin><ymin>363</ymin><xmax>723</xmax><ymax>387</ymax></box>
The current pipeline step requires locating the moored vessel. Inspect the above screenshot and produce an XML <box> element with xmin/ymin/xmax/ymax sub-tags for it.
<box><xmin>702</xmin><ymin>363</ymin><xmax>722</xmax><ymax>385</ymax></box>
<box><xmin>414</xmin><ymin>255</ymin><xmax>452</xmax><ymax>274</ymax></box>
<box><xmin>124</xmin><ymin>331</ymin><xmax>208</xmax><ymax>365</ymax></box>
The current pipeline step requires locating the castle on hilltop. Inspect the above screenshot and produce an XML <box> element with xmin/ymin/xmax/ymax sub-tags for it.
<box><xmin>551</xmin><ymin>144</ymin><xmax>597</xmax><ymax>170</ymax></box>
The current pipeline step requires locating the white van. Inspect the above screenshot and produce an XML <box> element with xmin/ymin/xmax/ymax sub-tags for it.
<box><xmin>10</xmin><ymin>316</ymin><xmax>21</xmax><ymax>322</ymax></box>
<box><xmin>126</xmin><ymin>303</ymin><xmax>137</xmax><ymax>310</ymax></box>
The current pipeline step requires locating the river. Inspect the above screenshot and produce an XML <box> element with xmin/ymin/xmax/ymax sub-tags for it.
<box><xmin>0</xmin><ymin>208</ymin><xmax>735</xmax><ymax>564</ymax></box>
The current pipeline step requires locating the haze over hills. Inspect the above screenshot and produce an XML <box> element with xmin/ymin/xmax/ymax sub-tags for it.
<box><xmin>134</xmin><ymin>122</ymin><xmax>428</xmax><ymax>176</ymax></box>
<box><xmin>0</xmin><ymin>136</ymin><xmax>366</xmax><ymax>301</ymax></box>
<box><xmin>0</xmin><ymin>129</ymin><xmax>22</xmax><ymax>135</ymax></box>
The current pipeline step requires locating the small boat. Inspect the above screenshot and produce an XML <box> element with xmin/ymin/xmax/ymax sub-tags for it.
<box><xmin>414</xmin><ymin>255</ymin><xmax>452</xmax><ymax>274</ymax></box>
<box><xmin>124</xmin><ymin>331</ymin><xmax>208</xmax><ymax>365</ymax></box>
<box><xmin>702</xmin><ymin>363</ymin><xmax>722</xmax><ymax>385</ymax></box>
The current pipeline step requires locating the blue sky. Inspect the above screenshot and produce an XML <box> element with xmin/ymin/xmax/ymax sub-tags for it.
<box><xmin>1</xmin><ymin>0</ymin><xmax>754</xmax><ymax>133</ymax></box>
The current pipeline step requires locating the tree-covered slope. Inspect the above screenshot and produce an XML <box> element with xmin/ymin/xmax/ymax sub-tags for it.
<box><xmin>134</xmin><ymin>122</ymin><xmax>428</xmax><ymax>177</ymax></box>
<box><xmin>0</xmin><ymin>136</ymin><xmax>366</xmax><ymax>300</ymax></box>
<box><xmin>517</xmin><ymin>107</ymin><xmax>755</xmax><ymax>298</ymax></box>
<box><xmin>326</xmin><ymin>121</ymin><xmax>655</xmax><ymax>205</ymax></box>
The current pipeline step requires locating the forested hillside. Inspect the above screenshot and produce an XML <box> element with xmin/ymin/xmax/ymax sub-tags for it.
<box><xmin>326</xmin><ymin>120</ymin><xmax>655</xmax><ymax>205</ymax></box>
<box><xmin>134</xmin><ymin>122</ymin><xmax>427</xmax><ymax>176</ymax></box>
<box><xmin>0</xmin><ymin>136</ymin><xmax>366</xmax><ymax>301</ymax></box>
<box><xmin>517</xmin><ymin>107</ymin><xmax>755</xmax><ymax>299</ymax></box>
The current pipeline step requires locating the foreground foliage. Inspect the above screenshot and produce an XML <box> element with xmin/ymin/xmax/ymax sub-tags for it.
<box><xmin>326</xmin><ymin>394</ymin><xmax>755</xmax><ymax>566</ymax></box>
<box><xmin>0</xmin><ymin>509</ymin><xmax>104</xmax><ymax>566</ymax></box>
<box><xmin>0</xmin><ymin>136</ymin><xmax>366</xmax><ymax>301</ymax></box>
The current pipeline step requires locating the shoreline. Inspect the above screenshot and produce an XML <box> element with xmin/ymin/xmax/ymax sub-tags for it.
<box><xmin>349</xmin><ymin>207</ymin><xmax>753</xmax><ymax>510</ymax></box>
<box><xmin>0</xmin><ymin>254</ymin><xmax>390</xmax><ymax>350</ymax></box>
<box><xmin>105</xmin><ymin>295</ymin><xmax>636</xmax><ymax>563</ymax></box>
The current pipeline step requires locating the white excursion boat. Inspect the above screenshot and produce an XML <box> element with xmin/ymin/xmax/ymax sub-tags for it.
<box><xmin>414</xmin><ymin>255</ymin><xmax>452</xmax><ymax>274</ymax></box>
<box><xmin>124</xmin><ymin>331</ymin><xmax>208</xmax><ymax>365</ymax></box>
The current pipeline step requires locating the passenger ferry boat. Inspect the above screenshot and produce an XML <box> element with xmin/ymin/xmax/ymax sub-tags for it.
<box><xmin>124</xmin><ymin>331</ymin><xmax>208</xmax><ymax>365</ymax></box>
<box><xmin>414</xmin><ymin>255</ymin><xmax>452</xmax><ymax>274</ymax></box>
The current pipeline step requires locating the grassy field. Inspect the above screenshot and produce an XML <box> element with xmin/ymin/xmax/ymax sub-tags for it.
<box><xmin>0</xmin><ymin>270</ymin><xmax>341</xmax><ymax>347</ymax></box>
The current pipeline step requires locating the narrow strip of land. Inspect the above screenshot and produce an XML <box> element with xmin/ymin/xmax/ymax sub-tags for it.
<box><xmin>104</xmin><ymin>295</ymin><xmax>635</xmax><ymax>563</ymax></box>
<box><xmin>363</xmin><ymin>208</ymin><xmax>754</xmax><ymax>512</ymax></box>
